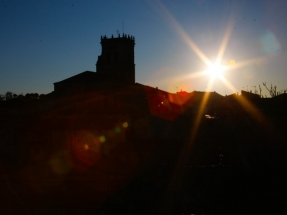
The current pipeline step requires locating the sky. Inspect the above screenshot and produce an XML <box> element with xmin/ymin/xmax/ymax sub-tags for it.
<box><xmin>1</xmin><ymin>0</ymin><xmax>287</xmax><ymax>96</ymax></box>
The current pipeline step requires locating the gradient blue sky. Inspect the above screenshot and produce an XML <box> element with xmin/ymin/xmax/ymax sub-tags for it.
<box><xmin>1</xmin><ymin>0</ymin><xmax>287</xmax><ymax>96</ymax></box>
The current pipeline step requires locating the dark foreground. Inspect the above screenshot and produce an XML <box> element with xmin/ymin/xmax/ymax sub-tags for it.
<box><xmin>1</xmin><ymin>160</ymin><xmax>287</xmax><ymax>215</ymax></box>
<box><xmin>1</xmin><ymin>91</ymin><xmax>287</xmax><ymax>214</ymax></box>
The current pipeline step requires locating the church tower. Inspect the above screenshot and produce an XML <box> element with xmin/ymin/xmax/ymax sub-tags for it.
<box><xmin>96</xmin><ymin>34</ymin><xmax>135</xmax><ymax>84</ymax></box>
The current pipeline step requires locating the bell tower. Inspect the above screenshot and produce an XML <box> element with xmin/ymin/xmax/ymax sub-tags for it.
<box><xmin>96</xmin><ymin>33</ymin><xmax>135</xmax><ymax>84</ymax></box>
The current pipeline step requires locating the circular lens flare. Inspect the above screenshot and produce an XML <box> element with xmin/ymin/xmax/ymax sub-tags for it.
<box><xmin>122</xmin><ymin>122</ymin><xmax>128</xmax><ymax>128</ymax></box>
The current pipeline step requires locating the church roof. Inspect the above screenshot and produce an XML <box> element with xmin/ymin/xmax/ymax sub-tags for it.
<box><xmin>53</xmin><ymin>71</ymin><xmax>99</xmax><ymax>84</ymax></box>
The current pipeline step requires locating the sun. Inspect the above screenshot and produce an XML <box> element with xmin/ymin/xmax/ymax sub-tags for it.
<box><xmin>205</xmin><ymin>63</ymin><xmax>226</xmax><ymax>80</ymax></box>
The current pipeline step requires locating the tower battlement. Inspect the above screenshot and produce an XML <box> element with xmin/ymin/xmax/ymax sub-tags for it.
<box><xmin>96</xmin><ymin>33</ymin><xmax>135</xmax><ymax>84</ymax></box>
<box><xmin>100</xmin><ymin>33</ymin><xmax>135</xmax><ymax>42</ymax></box>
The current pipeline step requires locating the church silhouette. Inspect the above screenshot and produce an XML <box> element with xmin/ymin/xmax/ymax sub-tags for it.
<box><xmin>54</xmin><ymin>34</ymin><xmax>136</xmax><ymax>95</ymax></box>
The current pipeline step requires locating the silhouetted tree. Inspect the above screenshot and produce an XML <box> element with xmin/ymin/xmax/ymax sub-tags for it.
<box><xmin>0</xmin><ymin>94</ymin><xmax>4</xmax><ymax>101</ymax></box>
<box><xmin>259</xmin><ymin>84</ymin><xmax>262</xmax><ymax>97</ymax></box>
<box><xmin>13</xmin><ymin>94</ymin><xmax>18</xmax><ymax>98</ymax></box>
<box><xmin>33</xmin><ymin>93</ymin><xmax>39</xmax><ymax>99</ymax></box>
<box><xmin>263</xmin><ymin>82</ymin><xmax>287</xmax><ymax>97</ymax></box>
<box><xmin>25</xmin><ymin>93</ymin><xmax>32</xmax><ymax>99</ymax></box>
<box><xmin>5</xmin><ymin>91</ymin><xmax>13</xmax><ymax>100</ymax></box>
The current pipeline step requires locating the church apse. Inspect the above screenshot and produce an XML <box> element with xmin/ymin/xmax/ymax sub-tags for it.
<box><xmin>96</xmin><ymin>34</ymin><xmax>135</xmax><ymax>84</ymax></box>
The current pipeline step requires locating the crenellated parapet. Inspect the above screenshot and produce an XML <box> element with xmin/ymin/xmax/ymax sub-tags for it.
<box><xmin>97</xmin><ymin>33</ymin><xmax>135</xmax><ymax>84</ymax></box>
<box><xmin>100</xmin><ymin>33</ymin><xmax>135</xmax><ymax>42</ymax></box>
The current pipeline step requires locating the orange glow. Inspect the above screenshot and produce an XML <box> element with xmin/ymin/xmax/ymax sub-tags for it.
<box><xmin>122</xmin><ymin>122</ymin><xmax>128</xmax><ymax>128</ymax></box>
<box><xmin>84</xmin><ymin>143</ymin><xmax>89</xmax><ymax>150</ymax></box>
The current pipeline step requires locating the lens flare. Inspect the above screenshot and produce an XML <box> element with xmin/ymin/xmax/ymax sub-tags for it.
<box><xmin>229</xmin><ymin>59</ymin><xmax>236</xmax><ymax>65</ymax></box>
<box><xmin>99</xmin><ymin>135</ymin><xmax>106</xmax><ymax>143</ymax></box>
<box><xmin>155</xmin><ymin>3</ymin><xmax>269</xmax><ymax>212</ymax></box>
<box><xmin>115</xmin><ymin>126</ymin><xmax>121</xmax><ymax>133</ymax></box>
<box><xmin>49</xmin><ymin>151</ymin><xmax>71</xmax><ymax>174</ymax></box>
<box><xmin>84</xmin><ymin>143</ymin><xmax>90</xmax><ymax>150</ymax></box>
<box><xmin>122</xmin><ymin>122</ymin><xmax>128</xmax><ymax>128</ymax></box>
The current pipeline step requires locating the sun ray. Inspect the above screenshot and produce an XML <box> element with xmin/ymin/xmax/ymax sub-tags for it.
<box><xmin>167</xmin><ymin>70</ymin><xmax>208</xmax><ymax>92</ymax></box>
<box><xmin>181</xmin><ymin>70</ymin><xmax>208</xmax><ymax>80</ymax></box>
<box><xmin>225</xmin><ymin>56</ymin><xmax>265</xmax><ymax>72</ymax></box>
<box><xmin>216</xmin><ymin>20</ymin><xmax>234</xmax><ymax>65</ymax></box>
<box><xmin>191</xmin><ymin>79</ymin><xmax>215</xmax><ymax>140</ymax></box>
<box><xmin>155</xmin><ymin>3</ymin><xmax>272</xmax><ymax>213</ymax></box>
<box><xmin>156</xmin><ymin>1</ymin><xmax>211</xmax><ymax>67</ymax></box>
<box><xmin>156</xmin><ymin>0</ymin><xmax>266</xmax><ymax>97</ymax></box>
<box><xmin>219</xmin><ymin>76</ymin><xmax>238</xmax><ymax>93</ymax></box>
<box><xmin>217</xmin><ymin>68</ymin><xmax>277</xmax><ymax>137</ymax></box>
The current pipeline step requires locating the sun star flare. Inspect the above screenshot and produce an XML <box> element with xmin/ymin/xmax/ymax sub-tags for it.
<box><xmin>205</xmin><ymin>63</ymin><xmax>227</xmax><ymax>80</ymax></box>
